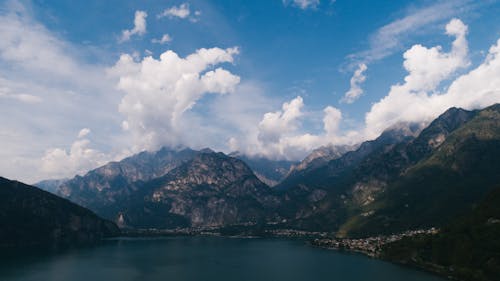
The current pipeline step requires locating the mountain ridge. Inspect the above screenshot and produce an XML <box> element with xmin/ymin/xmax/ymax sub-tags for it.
<box><xmin>0</xmin><ymin>177</ymin><xmax>119</xmax><ymax>248</ymax></box>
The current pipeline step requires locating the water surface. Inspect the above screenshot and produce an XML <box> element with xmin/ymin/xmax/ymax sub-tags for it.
<box><xmin>0</xmin><ymin>237</ymin><xmax>445</xmax><ymax>281</ymax></box>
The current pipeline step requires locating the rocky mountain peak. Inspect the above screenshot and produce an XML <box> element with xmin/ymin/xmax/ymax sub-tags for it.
<box><xmin>379</xmin><ymin>121</ymin><xmax>426</xmax><ymax>143</ymax></box>
<box><xmin>289</xmin><ymin>144</ymin><xmax>357</xmax><ymax>175</ymax></box>
<box><xmin>164</xmin><ymin>151</ymin><xmax>257</xmax><ymax>188</ymax></box>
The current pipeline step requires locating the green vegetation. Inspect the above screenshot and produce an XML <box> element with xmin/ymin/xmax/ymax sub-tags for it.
<box><xmin>381</xmin><ymin>186</ymin><xmax>500</xmax><ymax>281</ymax></box>
<box><xmin>342</xmin><ymin>104</ymin><xmax>500</xmax><ymax>237</ymax></box>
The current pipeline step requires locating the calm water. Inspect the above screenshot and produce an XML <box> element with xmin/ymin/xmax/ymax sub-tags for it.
<box><xmin>0</xmin><ymin>237</ymin><xmax>445</xmax><ymax>281</ymax></box>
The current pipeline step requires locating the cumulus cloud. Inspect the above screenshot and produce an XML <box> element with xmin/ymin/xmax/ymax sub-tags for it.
<box><xmin>258</xmin><ymin>96</ymin><xmax>304</xmax><ymax>144</ymax></box>
<box><xmin>151</xmin><ymin>34</ymin><xmax>172</xmax><ymax>44</ymax></box>
<box><xmin>283</xmin><ymin>0</ymin><xmax>320</xmax><ymax>10</ymax></box>
<box><xmin>228</xmin><ymin>18</ymin><xmax>500</xmax><ymax>160</ymax></box>
<box><xmin>4</xmin><ymin>0</ymin><xmax>500</xmax><ymax>184</ymax></box>
<box><xmin>344</xmin><ymin>1</ymin><xmax>479</xmax><ymax>106</ymax></box>
<box><xmin>364</xmin><ymin>18</ymin><xmax>471</xmax><ymax>138</ymax></box>
<box><xmin>323</xmin><ymin>106</ymin><xmax>342</xmax><ymax>136</ymax></box>
<box><xmin>341</xmin><ymin>63</ymin><xmax>367</xmax><ymax>104</ymax></box>
<box><xmin>108</xmin><ymin>47</ymin><xmax>240</xmax><ymax>152</ymax></box>
<box><xmin>229</xmin><ymin>95</ymin><xmax>345</xmax><ymax>160</ymax></box>
<box><xmin>120</xmin><ymin>10</ymin><xmax>147</xmax><ymax>42</ymax></box>
<box><xmin>402</xmin><ymin>19</ymin><xmax>468</xmax><ymax>92</ymax></box>
<box><xmin>157</xmin><ymin>3</ymin><xmax>200</xmax><ymax>21</ymax></box>
<box><xmin>158</xmin><ymin>3</ymin><xmax>189</xmax><ymax>18</ymax></box>
<box><xmin>77</xmin><ymin>128</ymin><xmax>91</xmax><ymax>138</ymax></box>
<box><xmin>41</xmin><ymin>130</ymin><xmax>107</xmax><ymax>178</ymax></box>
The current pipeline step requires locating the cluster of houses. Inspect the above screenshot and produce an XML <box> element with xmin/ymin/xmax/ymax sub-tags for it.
<box><xmin>311</xmin><ymin>228</ymin><xmax>439</xmax><ymax>257</ymax></box>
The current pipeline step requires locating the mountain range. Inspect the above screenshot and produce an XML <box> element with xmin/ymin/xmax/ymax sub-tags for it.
<box><xmin>30</xmin><ymin>104</ymin><xmax>499</xmax><ymax>237</ymax></box>
<box><xmin>54</xmin><ymin>149</ymin><xmax>282</xmax><ymax>229</ymax></box>
<box><xmin>1</xmin><ymin>102</ymin><xmax>498</xmax><ymax>281</ymax></box>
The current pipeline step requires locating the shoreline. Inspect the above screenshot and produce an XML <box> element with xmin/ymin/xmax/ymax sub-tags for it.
<box><xmin>308</xmin><ymin>229</ymin><xmax>467</xmax><ymax>281</ymax></box>
<box><xmin>118</xmin><ymin>227</ymin><xmax>333</xmax><ymax>239</ymax></box>
<box><xmin>118</xmin><ymin>227</ymin><xmax>457</xmax><ymax>281</ymax></box>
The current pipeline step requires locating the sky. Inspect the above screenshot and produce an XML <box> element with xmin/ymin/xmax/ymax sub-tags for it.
<box><xmin>1</xmin><ymin>0</ymin><xmax>500</xmax><ymax>183</ymax></box>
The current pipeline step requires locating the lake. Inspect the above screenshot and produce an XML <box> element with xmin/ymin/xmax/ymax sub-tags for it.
<box><xmin>0</xmin><ymin>237</ymin><xmax>445</xmax><ymax>281</ymax></box>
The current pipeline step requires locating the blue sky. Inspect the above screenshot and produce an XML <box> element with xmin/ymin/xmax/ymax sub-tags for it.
<box><xmin>1</xmin><ymin>0</ymin><xmax>500</xmax><ymax>183</ymax></box>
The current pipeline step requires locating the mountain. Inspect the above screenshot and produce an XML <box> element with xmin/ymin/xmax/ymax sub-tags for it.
<box><xmin>35</xmin><ymin>178</ymin><xmax>68</xmax><ymax>194</ymax></box>
<box><xmin>282</xmin><ymin>144</ymin><xmax>357</xmax><ymax>189</ymax></box>
<box><xmin>277</xmin><ymin>122</ymin><xmax>422</xmax><ymax>192</ymax></box>
<box><xmin>45</xmin><ymin>104</ymin><xmax>500</xmax><ymax>238</ymax></box>
<box><xmin>336</xmin><ymin>107</ymin><xmax>477</xmax><ymax>221</ymax></box>
<box><xmin>57</xmin><ymin>147</ymin><xmax>199</xmax><ymax>211</ymax></box>
<box><xmin>117</xmin><ymin>152</ymin><xmax>281</xmax><ymax>229</ymax></box>
<box><xmin>274</xmin><ymin>105</ymin><xmax>499</xmax><ymax>234</ymax></box>
<box><xmin>340</xmin><ymin>104</ymin><xmax>500</xmax><ymax>236</ymax></box>
<box><xmin>287</xmin><ymin>144</ymin><xmax>356</xmax><ymax>176</ymax></box>
<box><xmin>381</xmin><ymin>185</ymin><xmax>500</xmax><ymax>281</ymax></box>
<box><xmin>58</xmin><ymin>149</ymin><xmax>280</xmax><ymax>229</ymax></box>
<box><xmin>273</xmin><ymin>122</ymin><xmax>423</xmax><ymax>231</ymax></box>
<box><xmin>0</xmin><ymin>177</ymin><xmax>119</xmax><ymax>248</ymax></box>
<box><xmin>229</xmin><ymin>152</ymin><xmax>296</xmax><ymax>186</ymax></box>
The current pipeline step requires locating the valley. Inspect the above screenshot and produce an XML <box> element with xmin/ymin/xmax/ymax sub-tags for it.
<box><xmin>3</xmin><ymin>104</ymin><xmax>500</xmax><ymax>281</ymax></box>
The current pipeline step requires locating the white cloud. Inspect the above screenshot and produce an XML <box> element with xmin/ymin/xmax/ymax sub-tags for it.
<box><xmin>0</xmin><ymin>4</ymin><xmax>97</xmax><ymax>82</ymax></box>
<box><xmin>0</xmin><ymin>86</ymin><xmax>42</xmax><ymax>103</ymax></box>
<box><xmin>41</xmin><ymin>129</ymin><xmax>108</xmax><ymax>179</ymax></box>
<box><xmin>108</xmin><ymin>47</ymin><xmax>241</xmax><ymax>152</ymax></box>
<box><xmin>401</xmin><ymin>18</ymin><xmax>469</xmax><ymax>92</ymax></box>
<box><xmin>3</xmin><ymin>0</ymin><xmax>500</xmax><ymax>184</ymax></box>
<box><xmin>352</xmin><ymin>1</ymin><xmax>473</xmax><ymax>64</ymax></box>
<box><xmin>228</xmin><ymin>18</ymin><xmax>500</xmax><ymax>160</ymax></box>
<box><xmin>236</xmin><ymin>19</ymin><xmax>500</xmax><ymax>161</ymax></box>
<box><xmin>283</xmin><ymin>0</ymin><xmax>320</xmax><ymax>10</ymax></box>
<box><xmin>364</xmin><ymin>18</ymin><xmax>471</xmax><ymax>138</ymax></box>
<box><xmin>120</xmin><ymin>10</ymin><xmax>147</xmax><ymax>42</ymax></box>
<box><xmin>151</xmin><ymin>34</ymin><xmax>172</xmax><ymax>44</ymax></box>
<box><xmin>344</xmin><ymin>1</ymin><xmax>477</xmax><ymax>103</ymax></box>
<box><xmin>341</xmin><ymin>63</ymin><xmax>367</xmax><ymax>104</ymax></box>
<box><xmin>258</xmin><ymin>96</ymin><xmax>304</xmax><ymax>144</ymax></box>
<box><xmin>229</xmin><ymin>96</ymin><xmax>345</xmax><ymax>160</ymax></box>
<box><xmin>157</xmin><ymin>3</ymin><xmax>200</xmax><ymax>21</ymax></box>
<box><xmin>0</xmin><ymin>1</ymin><xmax>122</xmax><ymax>183</ymax></box>
<box><xmin>323</xmin><ymin>106</ymin><xmax>342</xmax><ymax>136</ymax></box>
<box><xmin>77</xmin><ymin>128</ymin><xmax>91</xmax><ymax>138</ymax></box>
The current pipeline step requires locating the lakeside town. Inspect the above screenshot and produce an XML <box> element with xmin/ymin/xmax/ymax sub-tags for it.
<box><xmin>311</xmin><ymin>228</ymin><xmax>440</xmax><ymax>257</ymax></box>
<box><xmin>120</xmin><ymin>225</ymin><xmax>333</xmax><ymax>239</ymax></box>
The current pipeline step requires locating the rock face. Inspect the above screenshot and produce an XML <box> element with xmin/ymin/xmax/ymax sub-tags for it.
<box><xmin>277</xmin><ymin>122</ymin><xmax>423</xmax><ymax>193</ymax></box>
<box><xmin>0</xmin><ymin>177</ymin><xmax>119</xmax><ymax>248</ymax></box>
<box><xmin>287</xmin><ymin>144</ymin><xmax>356</xmax><ymax>177</ymax></box>
<box><xmin>120</xmin><ymin>152</ymin><xmax>280</xmax><ymax>228</ymax></box>
<box><xmin>57</xmin><ymin>147</ymin><xmax>199</xmax><ymax>212</ymax></box>
<box><xmin>58</xmin><ymin>150</ymin><xmax>280</xmax><ymax>229</ymax></box>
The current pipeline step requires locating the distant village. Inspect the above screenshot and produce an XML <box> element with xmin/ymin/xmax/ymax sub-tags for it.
<box><xmin>311</xmin><ymin>228</ymin><xmax>439</xmax><ymax>257</ymax></box>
